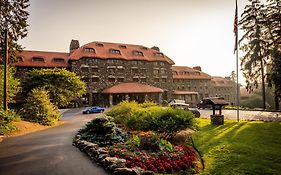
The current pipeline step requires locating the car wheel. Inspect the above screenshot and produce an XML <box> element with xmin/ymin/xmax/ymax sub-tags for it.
<box><xmin>86</xmin><ymin>111</ymin><xmax>90</xmax><ymax>114</ymax></box>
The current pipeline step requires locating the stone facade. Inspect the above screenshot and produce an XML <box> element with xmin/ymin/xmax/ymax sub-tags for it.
<box><xmin>14</xmin><ymin>40</ymin><xmax>237</xmax><ymax>107</ymax></box>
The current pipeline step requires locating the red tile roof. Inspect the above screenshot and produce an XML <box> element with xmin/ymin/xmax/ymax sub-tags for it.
<box><xmin>69</xmin><ymin>41</ymin><xmax>175</xmax><ymax>65</ymax></box>
<box><xmin>173</xmin><ymin>90</ymin><xmax>198</xmax><ymax>95</ymax></box>
<box><xmin>102</xmin><ymin>82</ymin><xmax>164</xmax><ymax>94</ymax></box>
<box><xmin>211</xmin><ymin>76</ymin><xmax>236</xmax><ymax>87</ymax></box>
<box><xmin>14</xmin><ymin>50</ymin><xmax>70</xmax><ymax>68</ymax></box>
<box><xmin>172</xmin><ymin>66</ymin><xmax>211</xmax><ymax>80</ymax></box>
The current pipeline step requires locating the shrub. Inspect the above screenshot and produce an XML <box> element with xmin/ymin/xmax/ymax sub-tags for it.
<box><xmin>79</xmin><ymin>116</ymin><xmax>129</xmax><ymax>146</ymax></box>
<box><xmin>106</xmin><ymin>101</ymin><xmax>196</xmax><ymax>139</ymax></box>
<box><xmin>21</xmin><ymin>88</ymin><xmax>61</xmax><ymax>126</ymax></box>
<box><xmin>0</xmin><ymin>110</ymin><xmax>19</xmax><ymax>135</ymax></box>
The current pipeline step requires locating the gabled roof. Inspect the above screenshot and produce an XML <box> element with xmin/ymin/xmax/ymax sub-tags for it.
<box><xmin>102</xmin><ymin>82</ymin><xmax>164</xmax><ymax>94</ymax></box>
<box><xmin>211</xmin><ymin>76</ymin><xmax>236</xmax><ymax>87</ymax></box>
<box><xmin>172</xmin><ymin>66</ymin><xmax>211</xmax><ymax>80</ymax></box>
<box><xmin>69</xmin><ymin>41</ymin><xmax>175</xmax><ymax>65</ymax></box>
<box><xmin>15</xmin><ymin>50</ymin><xmax>70</xmax><ymax>68</ymax></box>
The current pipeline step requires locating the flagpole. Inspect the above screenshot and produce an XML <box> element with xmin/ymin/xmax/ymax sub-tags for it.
<box><xmin>234</xmin><ymin>0</ymin><xmax>239</xmax><ymax>122</ymax></box>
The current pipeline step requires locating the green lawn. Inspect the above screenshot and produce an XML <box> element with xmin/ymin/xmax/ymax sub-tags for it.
<box><xmin>192</xmin><ymin>118</ymin><xmax>281</xmax><ymax>175</ymax></box>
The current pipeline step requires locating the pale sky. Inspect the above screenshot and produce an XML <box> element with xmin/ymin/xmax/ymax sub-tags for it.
<box><xmin>19</xmin><ymin>0</ymin><xmax>250</xmax><ymax>85</ymax></box>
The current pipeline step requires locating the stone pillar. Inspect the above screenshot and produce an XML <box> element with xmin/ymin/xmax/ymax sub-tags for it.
<box><xmin>158</xmin><ymin>93</ymin><xmax>163</xmax><ymax>104</ymax></box>
<box><xmin>145</xmin><ymin>94</ymin><xmax>149</xmax><ymax>101</ymax></box>
<box><xmin>109</xmin><ymin>94</ymin><xmax>113</xmax><ymax>107</ymax></box>
<box><xmin>125</xmin><ymin>94</ymin><xmax>130</xmax><ymax>101</ymax></box>
<box><xmin>211</xmin><ymin>115</ymin><xmax>224</xmax><ymax>125</ymax></box>
<box><xmin>89</xmin><ymin>92</ymin><xmax>93</xmax><ymax>106</ymax></box>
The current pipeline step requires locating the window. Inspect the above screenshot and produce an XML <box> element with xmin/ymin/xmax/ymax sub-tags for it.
<box><xmin>133</xmin><ymin>77</ymin><xmax>139</xmax><ymax>82</ymax></box>
<box><xmin>53</xmin><ymin>58</ymin><xmax>65</xmax><ymax>63</ymax></box>
<box><xmin>141</xmin><ymin>77</ymin><xmax>147</xmax><ymax>82</ymax></box>
<box><xmin>82</xmin><ymin>77</ymin><xmax>89</xmax><ymax>82</ymax></box>
<box><xmin>96</xmin><ymin>43</ymin><xmax>104</xmax><ymax>47</ymax></box>
<box><xmin>92</xmin><ymin>77</ymin><xmax>99</xmax><ymax>82</ymax></box>
<box><xmin>84</xmin><ymin>48</ymin><xmax>95</xmax><ymax>53</ymax></box>
<box><xmin>153</xmin><ymin>69</ymin><xmax>159</xmax><ymax>74</ymax></box>
<box><xmin>120</xmin><ymin>45</ymin><xmax>127</xmax><ymax>49</ymax></box>
<box><xmin>162</xmin><ymin>78</ymin><xmax>167</xmax><ymax>82</ymax></box>
<box><xmin>133</xmin><ymin>51</ymin><xmax>144</xmax><ymax>56</ymax></box>
<box><xmin>108</xmin><ymin>77</ymin><xmax>115</xmax><ymax>82</ymax></box>
<box><xmin>81</xmin><ymin>67</ymin><xmax>89</xmax><ymax>72</ymax></box>
<box><xmin>32</xmin><ymin>57</ymin><xmax>44</xmax><ymax>62</ymax></box>
<box><xmin>154</xmin><ymin>78</ymin><xmax>160</xmax><ymax>82</ymax></box>
<box><xmin>17</xmin><ymin>57</ymin><xmax>23</xmax><ymax>62</ymax></box>
<box><xmin>131</xmin><ymin>61</ymin><xmax>138</xmax><ymax>65</ymax></box>
<box><xmin>132</xmin><ymin>68</ymin><xmax>139</xmax><ymax>74</ymax></box>
<box><xmin>91</xmin><ymin>67</ymin><xmax>98</xmax><ymax>72</ymax></box>
<box><xmin>160</xmin><ymin>68</ymin><xmax>167</xmax><ymax>74</ymax></box>
<box><xmin>117</xmin><ymin>77</ymin><xmax>124</xmax><ymax>82</ymax></box>
<box><xmin>110</xmin><ymin>49</ymin><xmax>121</xmax><ymax>54</ymax></box>
<box><xmin>155</xmin><ymin>52</ymin><xmax>164</xmax><ymax>57</ymax></box>
<box><xmin>172</xmin><ymin>71</ymin><xmax>178</xmax><ymax>75</ymax></box>
<box><xmin>108</xmin><ymin>68</ymin><xmax>115</xmax><ymax>74</ymax></box>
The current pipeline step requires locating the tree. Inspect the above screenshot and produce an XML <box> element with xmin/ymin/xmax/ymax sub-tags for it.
<box><xmin>22</xmin><ymin>88</ymin><xmax>61</xmax><ymax>126</ymax></box>
<box><xmin>239</xmin><ymin>0</ymin><xmax>268</xmax><ymax>109</ymax></box>
<box><xmin>22</xmin><ymin>68</ymin><xmax>86</xmax><ymax>107</ymax></box>
<box><xmin>230</xmin><ymin>70</ymin><xmax>237</xmax><ymax>82</ymax></box>
<box><xmin>0</xmin><ymin>0</ymin><xmax>29</xmax><ymax>61</ymax></box>
<box><xmin>263</xmin><ymin>0</ymin><xmax>281</xmax><ymax>110</ymax></box>
<box><xmin>0</xmin><ymin>65</ymin><xmax>20</xmax><ymax>108</ymax></box>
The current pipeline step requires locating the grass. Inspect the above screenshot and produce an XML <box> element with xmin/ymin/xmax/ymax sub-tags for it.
<box><xmin>192</xmin><ymin>118</ymin><xmax>281</xmax><ymax>175</ymax></box>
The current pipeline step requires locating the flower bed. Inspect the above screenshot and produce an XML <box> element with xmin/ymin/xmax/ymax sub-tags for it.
<box><xmin>108</xmin><ymin>143</ymin><xmax>196</xmax><ymax>174</ymax></box>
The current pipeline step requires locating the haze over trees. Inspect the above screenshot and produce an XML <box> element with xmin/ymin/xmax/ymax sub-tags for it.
<box><xmin>239</xmin><ymin>0</ymin><xmax>281</xmax><ymax>110</ymax></box>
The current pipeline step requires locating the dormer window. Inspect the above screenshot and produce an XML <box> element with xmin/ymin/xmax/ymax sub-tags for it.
<box><xmin>17</xmin><ymin>57</ymin><xmax>23</xmax><ymax>62</ymax></box>
<box><xmin>119</xmin><ymin>45</ymin><xmax>127</xmax><ymax>49</ymax></box>
<box><xmin>84</xmin><ymin>48</ymin><xmax>95</xmax><ymax>53</ymax></box>
<box><xmin>155</xmin><ymin>52</ymin><xmax>164</xmax><ymax>57</ymax></box>
<box><xmin>133</xmin><ymin>51</ymin><xmax>144</xmax><ymax>56</ymax></box>
<box><xmin>32</xmin><ymin>57</ymin><xmax>44</xmax><ymax>62</ymax></box>
<box><xmin>53</xmin><ymin>58</ymin><xmax>65</xmax><ymax>63</ymax></box>
<box><xmin>96</xmin><ymin>43</ymin><xmax>104</xmax><ymax>47</ymax></box>
<box><xmin>110</xmin><ymin>49</ymin><xmax>121</xmax><ymax>55</ymax></box>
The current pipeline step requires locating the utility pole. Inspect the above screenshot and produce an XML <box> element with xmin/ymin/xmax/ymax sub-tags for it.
<box><xmin>3</xmin><ymin>28</ymin><xmax>8</xmax><ymax>111</ymax></box>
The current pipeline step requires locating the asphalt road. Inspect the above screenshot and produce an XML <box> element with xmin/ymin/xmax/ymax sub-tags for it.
<box><xmin>199</xmin><ymin>109</ymin><xmax>281</xmax><ymax>122</ymax></box>
<box><xmin>0</xmin><ymin>108</ymin><xmax>109</xmax><ymax>175</ymax></box>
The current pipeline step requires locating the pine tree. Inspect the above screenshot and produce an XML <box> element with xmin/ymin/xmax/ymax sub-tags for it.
<box><xmin>264</xmin><ymin>0</ymin><xmax>281</xmax><ymax>110</ymax></box>
<box><xmin>0</xmin><ymin>0</ymin><xmax>29</xmax><ymax>61</ymax></box>
<box><xmin>239</xmin><ymin>0</ymin><xmax>268</xmax><ymax>109</ymax></box>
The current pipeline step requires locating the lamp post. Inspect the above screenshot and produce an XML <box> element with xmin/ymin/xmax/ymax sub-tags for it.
<box><xmin>3</xmin><ymin>28</ymin><xmax>8</xmax><ymax>111</ymax></box>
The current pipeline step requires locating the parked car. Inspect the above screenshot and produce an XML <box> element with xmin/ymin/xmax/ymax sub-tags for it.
<box><xmin>82</xmin><ymin>106</ymin><xmax>105</xmax><ymax>114</ymax></box>
<box><xmin>197</xmin><ymin>97</ymin><xmax>224</xmax><ymax>109</ymax></box>
<box><xmin>169</xmin><ymin>103</ymin><xmax>200</xmax><ymax>118</ymax></box>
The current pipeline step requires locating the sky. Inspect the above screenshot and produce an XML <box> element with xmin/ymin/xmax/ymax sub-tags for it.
<box><xmin>19</xmin><ymin>0</ymin><xmax>250</xmax><ymax>85</ymax></box>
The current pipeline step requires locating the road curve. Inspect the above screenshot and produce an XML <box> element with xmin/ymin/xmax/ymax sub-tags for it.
<box><xmin>0</xmin><ymin>108</ymin><xmax>109</xmax><ymax>175</ymax></box>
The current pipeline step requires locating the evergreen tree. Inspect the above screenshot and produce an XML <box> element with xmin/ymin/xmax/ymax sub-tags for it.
<box><xmin>0</xmin><ymin>0</ymin><xmax>29</xmax><ymax>61</ymax></box>
<box><xmin>239</xmin><ymin>0</ymin><xmax>268</xmax><ymax>109</ymax></box>
<box><xmin>264</xmin><ymin>0</ymin><xmax>281</xmax><ymax>110</ymax></box>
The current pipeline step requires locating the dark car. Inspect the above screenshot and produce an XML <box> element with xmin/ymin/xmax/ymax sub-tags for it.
<box><xmin>82</xmin><ymin>106</ymin><xmax>105</xmax><ymax>114</ymax></box>
<box><xmin>197</xmin><ymin>97</ymin><xmax>224</xmax><ymax>109</ymax></box>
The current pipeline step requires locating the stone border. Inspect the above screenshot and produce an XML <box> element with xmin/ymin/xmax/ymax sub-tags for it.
<box><xmin>72</xmin><ymin>134</ymin><xmax>154</xmax><ymax>175</ymax></box>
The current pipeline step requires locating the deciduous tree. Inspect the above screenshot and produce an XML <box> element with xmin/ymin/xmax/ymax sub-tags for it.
<box><xmin>22</xmin><ymin>68</ymin><xmax>86</xmax><ymax>107</ymax></box>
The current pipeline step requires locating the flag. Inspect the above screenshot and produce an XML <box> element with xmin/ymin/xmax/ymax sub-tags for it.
<box><xmin>233</xmin><ymin>0</ymin><xmax>238</xmax><ymax>54</ymax></box>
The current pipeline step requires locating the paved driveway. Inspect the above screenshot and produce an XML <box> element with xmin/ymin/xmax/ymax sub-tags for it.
<box><xmin>0</xmin><ymin>108</ymin><xmax>109</xmax><ymax>175</ymax></box>
<box><xmin>199</xmin><ymin>109</ymin><xmax>281</xmax><ymax>122</ymax></box>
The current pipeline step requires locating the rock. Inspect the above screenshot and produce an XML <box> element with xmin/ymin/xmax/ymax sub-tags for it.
<box><xmin>109</xmin><ymin>158</ymin><xmax>126</xmax><ymax>170</ymax></box>
<box><xmin>114</xmin><ymin>168</ymin><xmax>137</xmax><ymax>175</ymax></box>
<box><xmin>103</xmin><ymin>157</ymin><xmax>119</xmax><ymax>166</ymax></box>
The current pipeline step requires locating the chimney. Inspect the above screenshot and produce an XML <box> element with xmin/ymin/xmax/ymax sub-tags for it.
<box><xmin>69</xmin><ymin>39</ymin><xmax>80</xmax><ymax>54</ymax></box>
<box><xmin>151</xmin><ymin>46</ymin><xmax>160</xmax><ymax>51</ymax></box>
<box><xmin>193</xmin><ymin>66</ymin><xmax>202</xmax><ymax>71</ymax></box>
